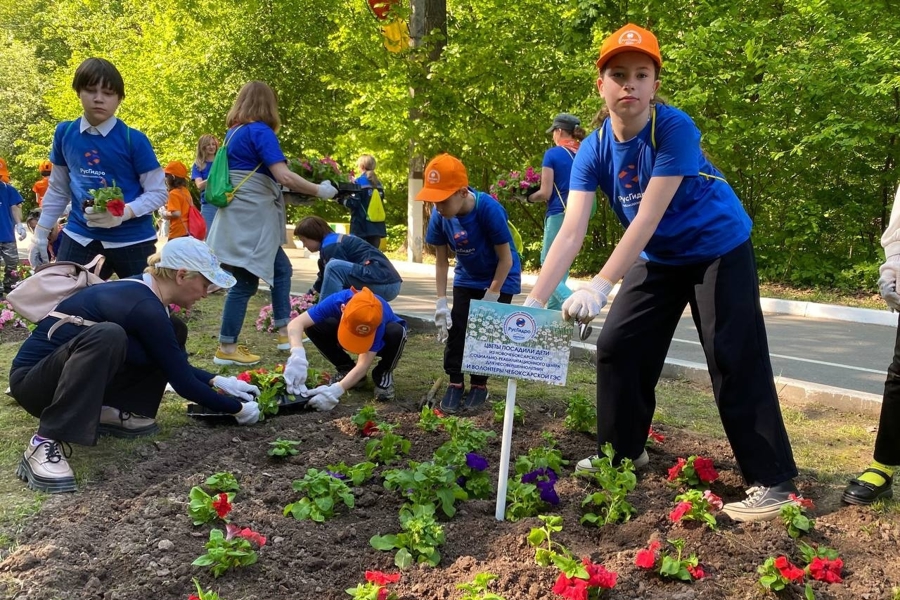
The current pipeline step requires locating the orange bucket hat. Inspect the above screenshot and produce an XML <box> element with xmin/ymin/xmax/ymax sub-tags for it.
<box><xmin>164</xmin><ymin>160</ymin><xmax>188</xmax><ymax>179</ymax></box>
<box><xmin>338</xmin><ymin>287</ymin><xmax>383</xmax><ymax>354</ymax></box>
<box><xmin>416</xmin><ymin>154</ymin><xmax>469</xmax><ymax>203</ymax></box>
<box><xmin>596</xmin><ymin>24</ymin><xmax>662</xmax><ymax>71</ymax></box>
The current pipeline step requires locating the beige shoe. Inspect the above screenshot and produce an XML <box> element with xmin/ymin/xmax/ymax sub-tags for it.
<box><xmin>214</xmin><ymin>345</ymin><xmax>261</xmax><ymax>366</ymax></box>
<box><xmin>16</xmin><ymin>439</ymin><xmax>77</xmax><ymax>493</ymax></box>
<box><xmin>98</xmin><ymin>406</ymin><xmax>160</xmax><ymax>438</ymax></box>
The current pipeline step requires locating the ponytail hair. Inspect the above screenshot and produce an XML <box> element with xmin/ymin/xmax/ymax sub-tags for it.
<box><xmin>356</xmin><ymin>154</ymin><xmax>381</xmax><ymax>187</ymax></box>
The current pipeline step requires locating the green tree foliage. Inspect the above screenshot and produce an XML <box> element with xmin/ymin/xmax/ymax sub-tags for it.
<box><xmin>1</xmin><ymin>0</ymin><xmax>899</xmax><ymax>290</ymax></box>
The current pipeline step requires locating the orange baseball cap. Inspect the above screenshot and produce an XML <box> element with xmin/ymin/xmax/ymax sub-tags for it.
<box><xmin>164</xmin><ymin>160</ymin><xmax>188</xmax><ymax>179</ymax></box>
<box><xmin>39</xmin><ymin>160</ymin><xmax>52</xmax><ymax>173</ymax></box>
<box><xmin>0</xmin><ymin>157</ymin><xmax>9</xmax><ymax>183</ymax></box>
<box><xmin>338</xmin><ymin>287</ymin><xmax>384</xmax><ymax>354</ymax></box>
<box><xmin>416</xmin><ymin>153</ymin><xmax>469</xmax><ymax>203</ymax></box>
<box><xmin>596</xmin><ymin>24</ymin><xmax>662</xmax><ymax>71</ymax></box>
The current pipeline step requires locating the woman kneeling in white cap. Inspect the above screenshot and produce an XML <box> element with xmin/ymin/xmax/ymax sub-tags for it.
<box><xmin>9</xmin><ymin>237</ymin><xmax>261</xmax><ymax>494</ymax></box>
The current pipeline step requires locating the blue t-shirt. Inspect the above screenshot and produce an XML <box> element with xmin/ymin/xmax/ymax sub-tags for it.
<box><xmin>312</xmin><ymin>232</ymin><xmax>401</xmax><ymax>293</ymax></box>
<box><xmin>12</xmin><ymin>279</ymin><xmax>240</xmax><ymax>413</ymax></box>
<box><xmin>306</xmin><ymin>288</ymin><xmax>406</xmax><ymax>354</ymax></box>
<box><xmin>570</xmin><ymin>104</ymin><xmax>752</xmax><ymax>265</ymax></box>
<box><xmin>425</xmin><ymin>189</ymin><xmax>522</xmax><ymax>294</ymax></box>
<box><xmin>542</xmin><ymin>145</ymin><xmax>577</xmax><ymax>217</ymax></box>
<box><xmin>191</xmin><ymin>162</ymin><xmax>212</xmax><ymax>204</ymax></box>
<box><xmin>50</xmin><ymin>119</ymin><xmax>160</xmax><ymax>244</ymax></box>
<box><xmin>224</xmin><ymin>122</ymin><xmax>286</xmax><ymax>181</ymax></box>
<box><xmin>0</xmin><ymin>183</ymin><xmax>24</xmax><ymax>242</ymax></box>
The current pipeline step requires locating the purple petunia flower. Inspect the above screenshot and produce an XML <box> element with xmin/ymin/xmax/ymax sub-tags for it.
<box><xmin>521</xmin><ymin>467</ymin><xmax>558</xmax><ymax>484</ymax></box>
<box><xmin>537</xmin><ymin>481</ymin><xmax>560</xmax><ymax>506</ymax></box>
<box><xmin>466</xmin><ymin>453</ymin><xmax>489</xmax><ymax>472</ymax></box>
<box><xmin>326</xmin><ymin>470</ymin><xmax>347</xmax><ymax>480</ymax></box>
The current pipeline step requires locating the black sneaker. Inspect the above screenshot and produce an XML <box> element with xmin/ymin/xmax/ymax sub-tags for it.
<box><xmin>463</xmin><ymin>385</ymin><xmax>489</xmax><ymax>411</ymax></box>
<box><xmin>440</xmin><ymin>383</ymin><xmax>465</xmax><ymax>413</ymax></box>
<box><xmin>722</xmin><ymin>480</ymin><xmax>798</xmax><ymax>522</ymax></box>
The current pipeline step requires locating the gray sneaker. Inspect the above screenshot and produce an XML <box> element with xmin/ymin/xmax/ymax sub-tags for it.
<box><xmin>16</xmin><ymin>439</ymin><xmax>77</xmax><ymax>493</ymax></box>
<box><xmin>374</xmin><ymin>383</ymin><xmax>395</xmax><ymax>401</ymax></box>
<box><xmin>575</xmin><ymin>449</ymin><xmax>649</xmax><ymax>473</ymax></box>
<box><xmin>722</xmin><ymin>481</ymin><xmax>798</xmax><ymax>522</ymax></box>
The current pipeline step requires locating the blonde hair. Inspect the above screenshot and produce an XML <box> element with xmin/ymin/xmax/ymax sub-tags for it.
<box><xmin>356</xmin><ymin>154</ymin><xmax>381</xmax><ymax>187</ymax></box>
<box><xmin>226</xmin><ymin>81</ymin><xmax>281</xmax><ymax>132</ymax></box>
<box><xmin>145</xmin><ymin>253</ymin><xmax>201</xmax><ymax>281</ymax></box>
<box><xmin>194</xmin><ymin>134</ymin><xmax>219</xmax><ymax>170</ymax></box>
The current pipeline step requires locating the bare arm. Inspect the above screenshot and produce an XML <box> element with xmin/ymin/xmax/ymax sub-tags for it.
<box><xmin>269</xmin><ymin>161</ymin><xmax>321</xmax><ymax>196</ymax></box>
<box><xmin>528</xmin><ymin>166</ymin><xmax>554</xmax><ymax>203</ymax></box>
<box><xmin>489</xmin><ymin>242</ymin><xmax>513</xmax><ymax>294</ymax></box>
<box><xmin>340</xmin><ymin>352</ymin><xmax>377</xmax><ymax>390</ymax></box>
<box><xmin>194</xmin><ymin>177</ymin><xmax>207</xmax><ymax>191</ymax></box>
<box><xmin>435</xmin><ymin>245</ymin><xmax>450</xmax><ymax>298</ymax></box>
<box><xmin>11</xmin><ymin>205</ymin><xmax>22</xmax><ymax>224</ymax></box>
<box><xmin>286</xmin><ymin>311</ymin><xmax>315</xmax><ymax>348</ymax></box>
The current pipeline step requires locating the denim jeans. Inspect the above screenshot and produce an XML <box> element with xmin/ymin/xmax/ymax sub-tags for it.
<box><xmin>200</xmin><ymin>203</ymin><xmax>218</xmax><ymax>234</ymax></box>
<box><xmin>219</xmin><ymin>247</ymin><xmax>293</xmax><ymax>343</ymax></box>
<box><xmin>319</xmin><ymin>259</ymin><xmax>402</xmax><ymax>302</ymax></box>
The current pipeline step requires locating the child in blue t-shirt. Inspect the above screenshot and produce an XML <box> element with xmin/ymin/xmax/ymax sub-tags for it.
<box><xmin>417</xmin><ymin>153</ymin><xmax>522</xmax><ymax>413</ymax></box>
<box><xmin>31</xmin><ymin>58</ymin><xmax>166</xmax><ymax>279</ymax></box>
<box><xmin>192</xmin><ymin>134</ymin><xmax>219</xmax><ymax>232</ymax></box>
<box><xmin>0</xmin><ymin>160</ymin><xmax>26</xmax><ymax>295</ymax></box>
<box><xmin>526</xmin><ymin>24</ymin><xmax>797</xmax><ymax>523</ymax></box>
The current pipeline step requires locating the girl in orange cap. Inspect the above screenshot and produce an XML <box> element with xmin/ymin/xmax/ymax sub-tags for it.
<box><xmin>526</xmin><ymin>24</ymin><xmax>798</xmax><ymax>522</ymax></box>
<box><xmin>161</xmin><ymin>161</ymin><xmax>192</xmax><ymax>239</ymax></box>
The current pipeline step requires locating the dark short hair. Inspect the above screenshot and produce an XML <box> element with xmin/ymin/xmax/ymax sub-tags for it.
<box><xmin>295</xmin><ymin>215</ymin><xmax>333</xmax><ymax>241</ymax></box>
<box><xmin>72</xmin><ymin>58</ymin><xmax>126</xmax><ymax>99</ymax></box>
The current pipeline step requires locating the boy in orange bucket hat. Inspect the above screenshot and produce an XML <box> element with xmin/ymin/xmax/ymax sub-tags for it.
<box><xmin>282</xmin><ymin>286</ymin><xmax>407</xmax><ymax>409</ymax></box>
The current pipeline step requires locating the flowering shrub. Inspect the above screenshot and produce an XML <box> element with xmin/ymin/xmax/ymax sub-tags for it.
<box><xmin>345</xmin><ymin>570</ymin><xmax>401</xmax><ymax>600</ymax></box>
<box><xmin>781</xmin><ymin>493</ymin><xmax>815</xmax><ymax>539</ymax></box>
<box><xmin>489</xmin><ymin>166</ymin><xmax>541</xmax><ymax>202</ymax></box>
<box><xmin>635</xmin><ymin>538</ymin><xmax>705</xmax><ymax>582</ymax></box>
<box><xmin>288</xmin><ymin>156</ymin><xmax>353</xmax><ymax>185</ymax></box>
<box><xmin>256</xmin><ymin>293</ymin><xmax>316</xmax><ymax>333</ymax></box>
<box><xmin>668</xmin><ymin>489</ymin><xmax>722</xmax><ymax>529</ymax></box>
<box><xmin>667</xmin><ymin>455</ymin><xmax>718</xmax><ymax>488</ymax></box>
<box><xmin>188</xmin><ymin>487</ymin><xmax>234</xmax><ymax>525</ymax></box>
<box><xmin>0</xmin><ymin>300</ymin><xmax>28</xmax><ymax>331</ymax></box>
<box><xmin>192</xmin><ymin>525</ymin><xmax>265</xmax><ymax>578</ymax></box>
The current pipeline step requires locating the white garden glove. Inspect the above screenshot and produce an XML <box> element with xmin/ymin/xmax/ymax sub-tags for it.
<box><xmin>434</xmin><ymin>297</ymin><xmax>452</xmax><ymax>344</ymax></box>
<box><xmin>317</xmin><ymin>180</ymin><xmax>338</xmax><ymax>200</ymax></box>
<box><xmin>306</xmin><ymin>382</ymin><xmax>344</xmax><ymax>411</ymax></box>
<box><xmin>85</xmin><ymin>206</ymin><xmax>128</xmax><ymax>228</ymax></box>
<box><xmin>523</xmin><ymin>296</ymin><xmax>545</xmax><ymax>308</ymax></box>
<box><xmin>561</xmin><ymin>274</ymin><xmax>613</xmax><ymax>323</ymax></box>
<box><xmin>15</xmin><ymin>223</ymin><xmax>26</xmax><ymax>241</ymax></box>
<box><xmin>234</xmin><ymin>401</ymin><xmax>260</xmax><ymax>425</ymax></box>
<box><xmin>482</xmin><ymin>290</ymin><xmax>501</xmax><ymax>303</ymax></box>
<box><xmin>283</xmin><ymin>347</ymin><xmax>309</xmax><ymax>395</ymax></box>
<box><xmin>212</xmin><ymin>375</ymin><xmax>261</xmax><ymax>401</ymax></box>
<box><xmin>32</xmin><ymin>224</ymin><xmax>51</xmax><ymax>265</ymax></box>
<box><xmin>879</xmin><ymin>254</ymin><xmax>900</xmax><ymax>311</ymax></box>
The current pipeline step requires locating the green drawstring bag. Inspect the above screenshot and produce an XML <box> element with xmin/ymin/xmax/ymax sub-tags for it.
<box><xmin>206</xmin><ymin>125</ymin><xmax>259</xmax><ymax>208</ymax></box>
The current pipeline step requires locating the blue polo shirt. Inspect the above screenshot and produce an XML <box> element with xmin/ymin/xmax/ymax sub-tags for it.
<box><xmin>224</xmin><ymin>122</ymin><xmax>286</xmax><ymax>181</ymax></box>
<box><xmin>542</xmin><ymin>145</ymin><xmax>576</xmax><ymax>216</ymax></box>
<box><xmin>0</xmin><ymin>183</ymin><xmax>24</xmax><ymax>243</ymax></box>
<box><xmin>191</xmin><ymin>162</ymin><xmax>212</xmax><ymax>204</ymax></box>
<box><xmin>306</xmin><ymin>288</ymin><xmax>406</xmax><ymax>354</ymax></box>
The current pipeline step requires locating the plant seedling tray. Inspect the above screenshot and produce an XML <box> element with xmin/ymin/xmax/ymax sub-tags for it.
<box><xmin>186</xmin><ymin>394</ymin><xmax>311</xmax><ymax>421</ymax></box>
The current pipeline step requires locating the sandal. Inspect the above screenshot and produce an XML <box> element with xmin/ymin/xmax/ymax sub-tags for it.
<box><xmin>842</xmin><ymin>467</ymin><xmax>894</xmax><ymax>506</ymax></box>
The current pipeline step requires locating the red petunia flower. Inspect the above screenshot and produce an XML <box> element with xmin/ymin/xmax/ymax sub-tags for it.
<box><xmin>106</xmin><ymin>199</ymin><xmax>126</xmax><ymax>217</ymax></box>
<box><xmin>687</xmin><ymin>564</ymin><xmax>706</xmax><ymax>579</ymax></box>
<box><xmin>365</xmin><ymin>571</ymin><xmax>401</xmax><ymax>586</ymax></box>
<box><xmin>635</xmin><ymin>540</ymin><xmax>661</xmax><ymax>569</ymax></box>
<box><xmin>211</xmin><ymin>493</ymin><xmax>232</xmax><ymax>519</ymax></box>
<box><xmin>808</xmin><ymin>557</ymin><xmax>843</xmax><ymax>584</ymax></box>
<box><xmin>774</xmin><ymin>556</ymin><xmax>805</xmax><ymax>582</ymax></box>
<box><xmin>361</xmin><ymin>421</ymin><xmax>378</xmax><ymax>437</ymax></box>
<box><xmin>669</xmin><ymin>501</ymin><xmax>693</xmax><ymax>523</ymax></box>
<box><xmin>377</xmin><ymin>589</ymin><xmax>388</xmax><ymax>600</ymax></box>
<box><xmin>668</xmin><ymin>458</ymin><xmax>686</xmax><ymax>481</ymax></box>
<box><xmin>647</xmin><ymin>427</ymin><xmax>665</xmax><ymax>443</ymax></box>
<box><xmin>692</xmin><ymin>456</ymin><xmax>718</xmax><ymax>483</ymax></box>
<box><xmin>188</xmin><ymin>595</ymin><xmax>200</xmax><ymax>600</ymax></box>
<box><xmin>236</xmin><ymin>371</ymin><xmax>252</xmax><ymax>383</ymax></box>
<box><xmin>703</xmin><ymin>489</ymin><xmax>723</xmax><ymax>510</ymax></box>
<box><xmin>789</xmin><ymin>493</ymin><xmax>815</xmax><ymax>510</ymax></box>
<box><xmin>433</xmin><ymin>408</ymin><xmax>446</xmax><ymax>418</ymax></box>
<box><xmin>552</xmin><ymin>573</ymin><xmax>589</xmax><ymax>600</ymax></box>
<box><xmin>238</xmin><ymin>527</ymin><xmax>267</xmax><ymax>547</ymax></box>
<box><xmin>581</xmin><ymin>557</ymin><xmax>617</xmax><ymax>589</ymax></box>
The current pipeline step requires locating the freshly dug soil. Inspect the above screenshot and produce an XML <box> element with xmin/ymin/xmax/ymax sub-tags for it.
<box><xmin>0</xmin><ymin>391</ymin><xmax>897</xmax><ymax>600</ymax></box>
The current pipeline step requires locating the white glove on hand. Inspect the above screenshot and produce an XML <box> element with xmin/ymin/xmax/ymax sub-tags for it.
<box><xmin>283</xmin><ymin>347</ymin><xmax>309</xmax><ymax>395</ymax></box>
<box><xmin>15</xmin><ymin>223</ymin><xmax>26</xmax><ymax>241</ymax></box>
<box><xmin>879</xmin><ymin>254</ymin><xmax>900</xmax><ymax>311</ymax></box>
<box><xmin>523</xmin><ymin>296</ymin><xmax>545</xmax><ymax>309</ymax></box>
<box><xmin>212</xmin><ymin>375</ymin><xmax>261</xmax><ymax>401</ymax></box>
<box><xmin>317</xmin><ymin>180</ymin><xmax>338</xmax><ymax>200</ymax></box>
<box><xmin>31</xmin><ymin>224</ymin><xmax>51</xmax><ymax>265</ymax></box>
<box><xmin>561</xmin><ymin>274</ymin><xmax>614</xmax><ymax>323</ymax></box>
<box><xmin>85</xmin><ymin>206</ymin><xmax>126</xmax><ymax>228</ymax></box>
<box><xmin>482</xmin><ymin>290</ymin><xmax>501</xmax><ymax>303</ymax></box>
<box><xmin>234</xmin><ymin>401</ymin><xmax>260</xmax><ymax>425</ymax></box>
<box><xmin>306</xmin><ymin>382</ymin><xmax>344</xmax><ymax>411</ymax></box>
<box><xmin>434</xmin><ymin>297</ymin><xmax>452</xmax><ymax>344</ymax></box>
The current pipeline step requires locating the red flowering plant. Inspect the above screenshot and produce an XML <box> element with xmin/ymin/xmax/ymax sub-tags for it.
<box><xmin>188</xmin><ymin>577</ymin><xmax>221</xmax><ymax>600</ymax></box>
<box><xmin>667</xmin><ymin>455</ymin><xmax>718</xmax><ymax>488</ymax></box>
<box><xmin>188</xmin><ymin>487</ymin><xmax>234</xmax><ymax>525</ymax></box>
<box><xmin>192</xmin><ymin>525</ymin><xmax>265</xmax><ymax>578</ymax></box>
<box><xmin>0</xmin><ymin>301</ymin><xmax>28</xmax><ymax>332</ymax></box>
<box><xmin>799</xmin><ymin>542</ymin><xmax>843</xmax><ymax>584</ymax></box>
<box><xmin>352</xmin><ymin>405</ymin><xmax>382</xmax><ymax>437</ymax></box>
<box><xmin>288</xmin><ymin>156</ymin><xmax>353</xmax><ymax>185</ymax></box>
<box><xmin>757</xmin><ymin>555</ymin><xmax>807</xmax><ymax>593</ymax></box>
<box><xmin>85</xmin><ymin>181</ymin><xmax>126</xmax><ymax>216</ymax></box>
<box><xmin>256</xmin><ymin>293</ymin><xmax>316</xmax><ymax>332</ymax></box>
<box><xmin>646</xmin><ymin>426</ymin><xmax>665</xmax><ymax>445</ymax></box>
<box><xmin>489</xmin><ymin>166</ymin><xmax>542</xmax><ymax>203</ymax></box>
<box><xmin>781</xmin><ymin>493</ymin><xmax>815</xmax><ymax>539</ymax></box>
<box><xmin>634</xmin><ymin>538</ymin><xmax>705</xmax><ymax>582</ymax></box>
<box><xmin>235</xmin><ymin>367</ymin><xmax>285</xmax><ymax>418</ymax></box>
<box><xmin>668</xmin><ymin>489</ymin><xmax>722</xmax><ymax>530</ymax></box>
<box><xmin>345</xmin><ymin>570</ymin><xmax>401</xmax><ymax>600</ymax></box>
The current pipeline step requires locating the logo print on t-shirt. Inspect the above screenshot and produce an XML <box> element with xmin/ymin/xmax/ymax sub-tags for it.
<box><xmin>447</xmin><ymin>219</ymin><xmax>474</xmax><ymax>256</ymax></box>
<box><xmin>80</xmin><ymin>149</ymin><xmax>108</xmax><ymax>186</ymax></box>
<box><xmin>618</xmin><ymin>164</ymin><xmax>639</xmax><ymax>189</ymax></box>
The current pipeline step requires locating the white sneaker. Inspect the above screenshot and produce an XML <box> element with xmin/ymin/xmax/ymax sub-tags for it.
<box><xmin>16</xmin><ymin>439</ymin><xmax>77</xmax><ymax>493</ymax></box>
<box><xmin>722</xmin><ymin>481</ymin><xmax>798</xmax><ymax>522</ymax></box>
<box><xmin>575</xmin><ymin>449</ymin><xmax>649</xmax><ymax>473</ymax></box>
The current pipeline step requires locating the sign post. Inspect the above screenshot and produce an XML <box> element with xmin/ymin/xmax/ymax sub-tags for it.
<box><xmin>461</xmin><ymin>301</ymin><xmax>571</xmax><ymax>521</ymax></box>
